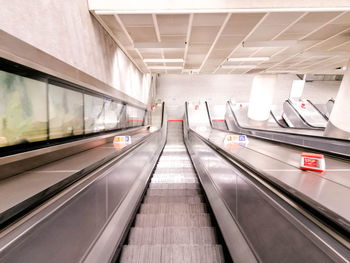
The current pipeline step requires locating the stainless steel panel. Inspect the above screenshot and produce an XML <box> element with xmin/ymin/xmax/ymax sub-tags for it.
<box><xmin>0</xmin><ymin>130</ymin><xmax>151</xmax><ymax>226</ymax></box>
<box><xmin>186</xmin><ymin>131</ymin><xmax>348</xmax><ymax>262</ymax></box>
<box><xmin>0</xmin><ymin>126</ymin><xmax>148</xmax><ymax>180</ymax></box>
<box><xmin>0</xmin><ymin>130</ymin><xmax>164</xmax><ymax>263</ymax></box>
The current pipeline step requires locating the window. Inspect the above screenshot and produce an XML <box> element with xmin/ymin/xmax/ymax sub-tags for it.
<box><xmin>48</xmin><ymin>84</ymin><xmax>83</xmax><ymax>139</ymax></box>
<box><xmin>84</xmin><ymin>94</ymin><xmax>105</xmax><ymax>134</ymax></box>
<box><xmin>105</xmin><ymin>100</ymin><xmax>123</xmax><ymax>130</ymax></box>
<box><xmin>0</xmin><ymin>70</ymin><xmax>47</xmax><ymax>147</ymax></box>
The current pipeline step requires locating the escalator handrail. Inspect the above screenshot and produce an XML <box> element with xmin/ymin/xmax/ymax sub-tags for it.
<box><xmin>269</xmin><ymin>110</ymin><xmax>289</xmax><ymax>128</ymax></box>
<box><xmin>185</xmin><ymin>102</ymin><xmax>350</xmax><ymax>259</ymax></box>
<box><xmin>307</xmin><ymin>99</ymin><xmax>329</xmax><ymax>121</ymax></box>
<box><xmin>223</xmin><ymin>100</ymin><xmax>350</xmax><ymax>159</ymax></box>
<box><xmin>286</xmin><ymin>99</ymin><xmax>325</xmax><ymax>130</ymax></box>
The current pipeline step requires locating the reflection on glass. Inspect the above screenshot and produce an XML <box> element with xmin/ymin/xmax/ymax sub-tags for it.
<box><xmin>48</xmin><ymin>84</ymin><xmax>83</xmax><ymax>139</ymax></box>
<box><xmin>105</xmin><ymin>100</ymin><xmax>123</xmax><ymax>130</ymax></box>
<box><xmin>84</xmin><ymin>94</ymin><xmax>105</xmax><ymax>133</ymax></box>
<box><xmin>0</xmin><ymin>70</ymin><xmax>47</xmax><ymax>147</ymax></box>
<box><xmin>127</xmin><ymin>105</ymin><xmax>143</xmax><ymax>128</ymax></box>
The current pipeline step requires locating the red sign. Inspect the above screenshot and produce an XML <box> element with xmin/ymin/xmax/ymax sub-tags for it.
<box><xmin>303</xmin><ymin>157</ymin><xmax>317</xmax><ymax>168</ymax></box>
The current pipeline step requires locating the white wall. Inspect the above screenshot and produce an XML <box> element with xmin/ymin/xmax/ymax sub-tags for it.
<box><xmin>0</xmin><ymin>0</ymin><xmax>150</xmax><ymax>104</ymax></box>
<box><xmin>156</xmin><ymin>74</ymin><xmax>340</xmax><ymax>119</ymax></box>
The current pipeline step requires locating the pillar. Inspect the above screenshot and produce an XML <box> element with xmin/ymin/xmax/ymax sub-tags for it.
<box><xmin>248</xmin><ymin>74</ymin><xmax>277</xmax><ymax>122</ymax></box>
<box><xmin>289</xmin><ymin>77</ymin><xmax>305</xmax><ymax>99</ymax></box>
<box><xmin>324</xmin><ymin>61</ymin><xmax>350</xmax><ymax>139</ymax></box>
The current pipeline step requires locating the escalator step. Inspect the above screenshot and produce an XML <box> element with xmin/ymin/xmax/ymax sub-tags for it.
<box><xmin>140</xmin><ymin>203</ymin><xmax>207</xmax><ymax>214</ymax></box>
<box><xmin>119</xmin><ymin>244</ymin><xmax>225</xmax><ymax>263</ymax></box>
<box><xmin>151</xmin><ymin>177</ymin><xmax>198</xmax><ymax>184</ymax></box>
<box><xmin>143</xmin><ymin>195</ymin><xmax>203</xmax><ymax>204</ymax></box>
<box><xmin>128</xmin><ymin>227</ymin><xmax>218</xmax><ymax>245</ymax></box>
<box><xmin>134</xmin><ymin>213</ymin><xmax>212</xmax><ymax>227</ymax></box>
<box><xmin>151</xmin><ymin>173</ymin><xmax>197</xmax><ymax>179</ymax></box>
<box><xmin>149</xmin><ymin>183</ymin><xmax>200</xmax><ymax>190</ymax></box>
<box><xmin>147</xmin><ymin>189</ymin><xmax>201</xmax><ymax>197</ymax></box>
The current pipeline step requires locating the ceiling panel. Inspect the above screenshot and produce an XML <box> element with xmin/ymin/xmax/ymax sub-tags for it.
<box><xmin>157</xmin><ymin>14</ymin><xmax>189</xmax><ymax>35</ymax></box>
<box><xmin>94</xmin><ymin>11</ymin><xmax>350</xmax><ymax>74</ymax></box>
<box><xmin>127</xmin><ymin>27</ymin><xmax>158</xmax><ymax>42</ymax></box>
<box><xmin>118</xmin><ymin>14</ymin><xmax>153</xmax><ymax>27</ymax></box>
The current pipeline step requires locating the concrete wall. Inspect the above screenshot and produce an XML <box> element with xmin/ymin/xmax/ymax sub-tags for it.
<box><xmin>156</xmin><ymin>74</ymin><xmax>340</xmax><ymax>119</ymax></box>
<box><xmin>0</xmin><ymin>0</ymin><xmax>149</xmax><ymax>105</ymax></box>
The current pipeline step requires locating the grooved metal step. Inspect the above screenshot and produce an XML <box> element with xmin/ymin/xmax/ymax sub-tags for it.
<box><xmin>151</xmin><ymin>177</ymin><xmax>198</xmax><ymax>184</ymax></box>
<box><xmin>140</xmin><ymin>203</ymin><xmax>207</xmax><ymax>214</ymax></box>
<box><xmin>134</xmin><ymin>213</ymin><xmax>212</xmax><ymax>227</ymax></box>
<box><xmin>128</xmin><ymin>227</ymin><xmax>218</xmax><ymax>245</ymax></box>
<box><xmin>119</xmin><ymin>122</ymin><xmax>225</xmax><ymax>262</ymax></box>
<box><xmin>147</xmin><ymin>189</ymin><xmax>201</xmax><ymax>197</ymax></box>
<box><xmin>119</xmin><ymin>244</ymin><xmax>225</xmax><ymax>263</ymax></box>
<box><xmin>149</xmin><ymin>183</ymin><xmax>200</xmax><ymax>189</ymax></box>
<box><xmin>143</xmin><ymin>196</ymin><xmax>203</xmax><ymax>204</ymax></box>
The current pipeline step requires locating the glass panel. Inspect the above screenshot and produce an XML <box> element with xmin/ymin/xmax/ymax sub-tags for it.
<box><xmin>105</xmin><ymin>100</ymin><xmax>123</xmax><ymax>130</ymax></box>
<box><xmin>48</xmin><ymin>84</ymin><xmax>83</xmax><ymax>139</ymax></box>
<box><xmin>126</xmin><ymin>105</ymin><xmax>134</xmax><ymax>128</ymax></box>
<box><xmin>84</xmin><ymin>94</ymin><xmax>105</xmax><ymax>133</ymax></box>
<box><xmin>0</xmin><ymin>70</ymin><xmax>47</xmax><ymax>147</ymax></box>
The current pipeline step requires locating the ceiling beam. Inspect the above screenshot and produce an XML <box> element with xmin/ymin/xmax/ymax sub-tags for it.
<box><xmin>213</xmin><ymin>12</ymin><xmax>269</xmax><ymax>73</ymax></box>
<box><xmin>89</xmin><ymin>0</ymin><xmax>350</xmax><ymax>14</ymax></box>
<box><xmin>114</xmin><ymin>14</ymin><xmax>150</xmax><ymax>72</ymax></box>
<box><xmin>183</xmin><ymin>13</ymin><xmax>194</xmax><ymax>72</ymax></box>
<box><xmin>198</xmin><ymin>13</ymin><xmax>232</xmax><ymax>73</ymax></box>
<box><xmin>239</xmin><ymin>12</ymin><xmax>309</xmax><ymax>74</ymax></box>
<box><xmin>90</xmin><ymin>12</ymin><xmax>144</xmax><ymax>73</ymax></box>
<box><xmin>263</xmin><ymin>11</ymin><xmax>348</xmax><ymax>72</ymax></box>
<box><xmin>152</xmin><ymin>14</ymin><xmax>167</xmax><ymax>73</ymax></box>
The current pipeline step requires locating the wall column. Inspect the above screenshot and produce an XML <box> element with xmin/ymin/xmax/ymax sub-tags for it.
<box><xmin>324</xmin><ymin>61</ymin><xmax>350</xmax><ymax>139</ymax></box>
<box><xmin>248</xmin><ymin>74</ymin><xmax>277</xmax><ymax>122</ymax></box>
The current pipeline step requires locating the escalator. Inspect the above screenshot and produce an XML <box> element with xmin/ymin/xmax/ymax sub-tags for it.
<box><xmin>119</xmin><ymin>121</ymin><xmax>226</xmax><ymax>262</ymax></box>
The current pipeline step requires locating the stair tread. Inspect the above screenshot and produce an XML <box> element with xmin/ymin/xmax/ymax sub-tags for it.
<box><xmin>134</xmin><ymin>213</ymin><xmax>212</xmax><ymax>227</ymax></box>
<box><xmin>128</xmin><ymin>227</ymin><xmax>218</xmax><ymax>245</ymax></box>
<box><xmin>119</xmin><ymin>244</ymin><xmax>225</xmax><ymax>263</ymax></box>
<box><xmin>140</xmin><ymin>203</ymin><xmax>207</xmax><ymax>214</ymax></box>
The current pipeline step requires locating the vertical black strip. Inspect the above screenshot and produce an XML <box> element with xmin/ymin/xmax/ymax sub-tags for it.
<box><xmin>83</xmin><ymin>93</ymin><xmax>86</xmax><ymax>135</ymax></box>
<box><xmin>46</xmin><ymin>80</ymin><xmax>50</xmax><ymax>140</ymax></box>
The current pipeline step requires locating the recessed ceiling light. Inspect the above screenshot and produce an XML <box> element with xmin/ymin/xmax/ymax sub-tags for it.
<box><xmin>221</xmin><ymin>65</ymin><xmax>257</xmax><ymax>69</ymax></box>
<box><xmin>148</xmin><ymin>66</ymin><xmax>183</xmax><ymax>70</ymax></box>
<box><xmin>227</xmin><ymin>57</ymin><xmax>269</xmax><ymax>62</ymax></box>
<box><xmin>144</xmin><ymin>58</ymin><xmax>184</xmax><ymax>63</ymax></box>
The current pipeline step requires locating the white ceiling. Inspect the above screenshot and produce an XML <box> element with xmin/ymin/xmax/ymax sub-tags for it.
<box><xmin>92</xmin><ymin>11</ymin><xmax>350</xmax><ymax>75</ymax></box>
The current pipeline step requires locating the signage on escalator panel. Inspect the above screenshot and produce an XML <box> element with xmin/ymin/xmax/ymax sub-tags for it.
<box><xmin>224</xmin><ymin>134</ymin><xmax>248</xmax><ymax>144</ymax></box>
<box><xmin>300</xmin><ymin>152</ymin><xmax>325</xmax><ymax>172</ymax></box>
<box><xmin>113</xmin><ymin>136</ymin><xmax>131</xmax><ymax>149</ymax></box>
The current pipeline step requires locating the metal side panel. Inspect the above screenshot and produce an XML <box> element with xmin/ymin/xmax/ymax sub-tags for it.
<box><xmin>0</xmin><ymin>130</ymin><xmax>165</xmax><ymax>263</ymax></box>
<box><xmin>183</xmin><ymin>118</ymin><xmax>258</xmax><ymax>263</ymax></box>
<box><xmin>185</xmin><ymin>131</ymin><xmax>349</xmax><ymax>263</ymax></box>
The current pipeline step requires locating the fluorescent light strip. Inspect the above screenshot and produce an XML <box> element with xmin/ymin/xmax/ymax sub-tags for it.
<box><xmin>227</xmin><ymin>57</ymin><xmax>269</xmax><ymax>62</ymax></box>
<box><xmin>144</xmin><ymin>58</ymin><xmax>184</xmax><ymax>63</ymax></box>
<box><xmin>221</xmin><ymin>65</ymin><xmax>257</xmax><ymax>69</ymax></box>
<box><xmin>148</xmin><ymin>66</ymin><xmax>183</xmax><ymax>70</ymax></box>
